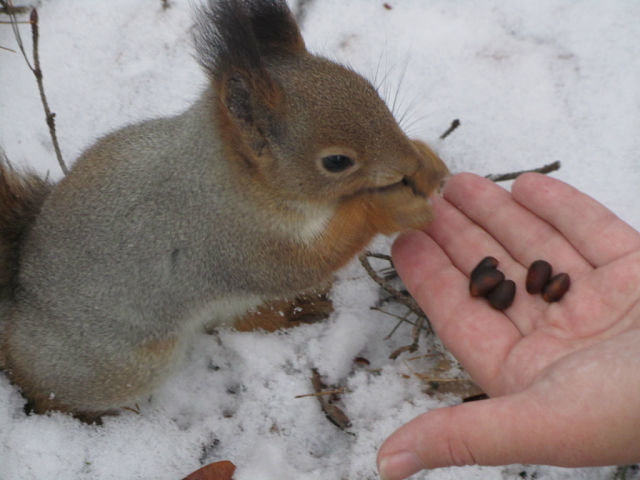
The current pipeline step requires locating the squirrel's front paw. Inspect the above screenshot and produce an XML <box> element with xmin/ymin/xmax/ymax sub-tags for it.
<box><xmin>410</xmin><ymin>139</ymin><xmax>450</xmax><ymax>195</ymax></box>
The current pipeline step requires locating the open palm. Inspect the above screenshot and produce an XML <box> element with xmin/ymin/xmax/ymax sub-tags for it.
<box><xmin>378</xmin><ymin>172</ymin><xmax>640</xmax><ymax>480</ymax></box>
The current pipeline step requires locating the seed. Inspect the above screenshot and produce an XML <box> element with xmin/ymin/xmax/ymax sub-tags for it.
<box><xmin>526</xmin><ymin>260</ymin><xmax>552</xmax><ymax>294</ymax></box>
<box><xmin>469</xmin><ymin>267</ymin><xmax>505</xmax><ymax>297</ymax></box>
<box><xmin>471</xmin><ymin>256</ymin><xmax>499</xmax><ymax>277</ymax></box>
<box><xmin>487</xmin><ymin>280</ymin><xmax>516</xmax><ymax>310</ymax></box>
<box><xmin>353</xmin><ymin>357</ymin><xmax>370</xmax><ymax>367</ymax></box>
<box><xmin>542</xmin><ymin>273</ymin><xmax>571</xmax><ymax>302</ymax></box>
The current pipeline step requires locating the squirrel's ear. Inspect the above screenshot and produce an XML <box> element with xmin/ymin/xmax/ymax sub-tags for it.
<box><xmin>194</xmin><ymin>0</ymin><xmax>302</xmax><ymax>159</ymax></box>
<box><xmin>218</xmin><ymin>68</ymin><xmax>283</xmax><ymax>159</ymax></box>
<box><xmin>194</xmin><ymin>0</ymin><xmax>305</xmax><ymax>78</ymax></box>
<box><xmin>221</xmin><ymin>73</ymin><xmax>253</xmax><ymax>123</ymax></box>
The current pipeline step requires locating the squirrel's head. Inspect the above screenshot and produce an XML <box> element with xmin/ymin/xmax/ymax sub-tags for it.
<box><xmin>195</xmin><ymin>0</ymin><xmax>448</xmax><ymax>212</ymax></box>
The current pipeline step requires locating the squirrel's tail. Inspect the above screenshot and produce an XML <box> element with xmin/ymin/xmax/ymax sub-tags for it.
<box><xmin>0</xmin><ymin>151</ymin><xmax>51</xmax><ymax>298</ymax></box>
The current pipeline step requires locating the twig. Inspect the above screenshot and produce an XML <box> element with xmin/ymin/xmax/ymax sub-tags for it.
<box><xmin>389</xmin><ymin>343</ymin><xmax>417</xmax><ymax>360</ymax></box>
<box><xmin>384</xmin><ymin>318</ymin><xmax>405</xmax><ymax>339</ymax></box>
<box><xmin>377</xmin><ymin>308</ymin><xmax>413</xmax><ymax>339</ymax></box>
<box><xmin>375</xmin><ymin>307</ymin><xmax>431</xmax><ymax>339</ymax></box>
<box><xmin>6</xmin><ymin>1</ymin><xmax>31</xmax><ymax>68</ymax></box>
<box><xmin>363</xmin><ymin>251</ymin><xmax>392</xmax><ymax>263</ymax></box>
<box><xmin>485</xmin><ymin>161</ymin><xmax>560</xmax><ymax>183</ymax></box>
<box><xmin>121</xmin><ymin>404</ymin><xmax>141</xmax><ymax>415</ymax></box>
<box><xmin>389</xmin><ymin>315</ymin><xmax>426</xmax><ymax>359</ymax></box>
<box><xmin>307</xmin><ymin>369</ymin><xmax>351</xmax><ymax>430</ymax></box>
<box><xmin>29</xmin><ymin>9</ymin><xmax>68</xmax><ymax>175</ymax></box>
<box><xmin>439</xmin><ymin>118</ymin><xmax>460</xmax><ymax>140</ymax></box>
<box><xmin>0</xmin><ymin>2</ymin><xmax>28</xmax><ymax>15</ymax></box>
<box><xmin>294</xmin><ymin>388</ymin><xmax>346</xmax><ymax>399</ymax></box>
<box><xmin>360</xmin><ymin>251</ymin><xmax>435</xmax><ymax>358</ymax></box>
<box><xmin>405</xmin><ymin>353</ymin><xmax>439</xmax><ymax>361</ymax></box>
<box><xmin>415</xmin><ymin>375</ymin><xmax>469</xmax><ymax>383</ymax></box>
<box><xmin>359</xmin><ymin>251</ymin><xmax>423</xmax><ymax>317</ymax></box>
<box><xmin>7</xmin><ymin>5</ymin><xmax>68</xmax><ymax>175</ymax></box>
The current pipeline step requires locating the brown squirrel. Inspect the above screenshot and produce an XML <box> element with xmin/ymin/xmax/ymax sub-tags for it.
<box><xmin>0</xmin><ymin>0</ymin><xmax>448</xmax><ymax>420</ymax></box>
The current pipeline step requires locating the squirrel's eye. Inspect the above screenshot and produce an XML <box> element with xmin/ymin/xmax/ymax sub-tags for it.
<box><xmin>321</xmin><ymin>154</ymin><xmax>355</xmax><ymax>173</ymax></box>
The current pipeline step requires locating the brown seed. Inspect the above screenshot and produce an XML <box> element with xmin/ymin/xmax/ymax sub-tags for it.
<box><xmin>353</xmin><ymin>356</ymin><xmax>370</xmax><ymax>367</ymax></box>
<box><xmin>487</xmin><ymin>279</ymin><xmax>516</xmax><ymax>310</ymax></box>
<box><xmin>469</xmin><ymin>268</ymin><xmax>505</xmax><ymax>297</ymax></box>
<box><xmin>526</xmin><ymin>259</ymin><xmax>552</xmax><ymax>294</ymax></box>
<box><xmin>471</xmin><ymin>256</ymin><xmax>499</xmax><ymax>277</ymax></box>
<box><xmin>542</xmin><ymin>273</ymin><xmax>571</xmax><ymax>302</ymax></box>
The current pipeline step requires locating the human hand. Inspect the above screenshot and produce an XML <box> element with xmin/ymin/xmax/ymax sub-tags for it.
<box><xmin>377</xmin><ymin>172</ymin><xmax>640</xmax><ymax>479</ymax></box>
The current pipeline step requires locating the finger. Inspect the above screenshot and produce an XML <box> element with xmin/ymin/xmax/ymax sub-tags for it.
<box><xmin>442</xmin><ymin>173</ymin><xmax>592</xmax><ymax>276</ymax></box>
<box><xmin>377</xmin><ymin>333</ymin><xmax>640</xmax><ymax>479</ymax></box>
<box><xmin>421</xmin><ymin>195</ymin><xmax>547</xmax><ymax>335</ymax></box>
<box><xmin>552</xmin><ymin>252</ymin><xmax>640</xmax><ymax>338</ymax></box>
<box><xmin>424</xmin><ymin>194</ymin><xmax>518</xmax><ymax>275</ymax></box>
<box><xmin>377</xmin><ymin>395</ymin><xmax>545</xmax><ymax>478</ymax></box>
<box><xmin>512</xmin><ymin>173</ymin><xmax>640</xmax><ymax>267</ymax></box>
<box><xmin>392</xmin><ymin>229</ymin><xmax>521</xmax><ymax>389</ymax></box>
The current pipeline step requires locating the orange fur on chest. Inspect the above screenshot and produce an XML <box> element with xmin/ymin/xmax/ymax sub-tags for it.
<box><xmin>307</xmin><ymin>195</ymin><xmax>392</xmax><ymax>272</ymax></box>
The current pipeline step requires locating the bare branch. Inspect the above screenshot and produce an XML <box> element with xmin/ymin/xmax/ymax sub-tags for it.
<box><xmin>29</xmin><ymin>8</ymin><xmax>68</xmax><ymax>175</ymax></box>
<box><xmin>485</xmin><ymin>161</ymin><xmax>561</xmax><ymax>183</ymax></box>
<box><xmin>359</xmin><ymin>251</ymin><xmax>423</xmax><ymax>317</ymax></box>
<box><xmin>360</xmin><ymin>251</ymin><xmax>435</xmax><ymax>358</ymax></box>
<box><xmin>0</xmin><ymin>0</ymin><xmax>29</xmax><ymax>15</ymax></box>
<box><xmin>439</xmin><ymin>118</ymin><xmax>460</xmax><ymax>140</ymax></box>
<box><xmin>6</xmin><ymin>1</ymin><xmax>32</xmax><ymax>69</ymax></box>
<box><xmin>6</xmin><ymin>4</ymin><xmax>68</xmax><ymax>175</ymax></box>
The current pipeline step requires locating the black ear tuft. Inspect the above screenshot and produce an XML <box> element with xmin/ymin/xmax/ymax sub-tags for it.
<box><xmin>194</xmin><ymin>0</ymin><xmax>305</xmax><ymax>80</ymax></box>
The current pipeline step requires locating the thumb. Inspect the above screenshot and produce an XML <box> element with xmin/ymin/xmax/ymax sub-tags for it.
<box><xmin>376</xmin><ymin>394</ymin><xmax>560</xmax><ymax>480</ymax></box>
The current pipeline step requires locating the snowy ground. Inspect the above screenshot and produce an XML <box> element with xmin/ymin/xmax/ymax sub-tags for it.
<box><xmin>1</xmin><ymin>1</ymin><xmax>639</xmax><ymax>479</ymax></box>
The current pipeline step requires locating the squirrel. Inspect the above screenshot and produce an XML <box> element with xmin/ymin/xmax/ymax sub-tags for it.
<box><xmin>0</xmin><ymin>0</ymin><xmax>448</xmax><ymax>421</ymax></box>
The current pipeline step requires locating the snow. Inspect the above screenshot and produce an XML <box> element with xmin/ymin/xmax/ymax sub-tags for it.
<box><xmin>1</xmin><ymin>1</ymin><xmax>639</xmax><ymax>479</ymax></box>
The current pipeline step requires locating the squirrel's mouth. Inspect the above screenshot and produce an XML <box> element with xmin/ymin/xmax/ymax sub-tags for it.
<box><xmin>362</xmin><ymin>175</ymin><xmax>427</xmax><ymax>198</ymax></box>
<box><xmin>400</xmin><ymin>176</ymin><xmax>427</xmax><ymax>197</ymax></box>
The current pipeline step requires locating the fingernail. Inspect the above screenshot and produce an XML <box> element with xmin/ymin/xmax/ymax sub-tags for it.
<box><xmin>378</xmin><ymin>451</ymin><xmax>424</xmax><ymax>480</ymax></box>
<box><xmin>437</xmin><ymin>173</ymin><xmax>451</xmax><ymax>195</ymax></box>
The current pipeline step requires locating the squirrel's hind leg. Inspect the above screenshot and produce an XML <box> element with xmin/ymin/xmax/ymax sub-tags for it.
<box><xmin>3</xmin><ymin>313</ymin><xmax>182</xmax><ymax>421</ymax></box>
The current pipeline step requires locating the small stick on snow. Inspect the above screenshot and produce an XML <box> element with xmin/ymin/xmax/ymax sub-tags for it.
<box><xmin>485</xmin><ymin>161</ymin><xmax>561</xmax><ymax>182</ymax></box>
<box><xmin>439</xmin><ymin>118</ymin><xmax>461</xmax><ymax>139</ymax></box>
<box><xmin>294</xmin><ymin>388</ymin><xmax>346</xmax><ymax>399</ymax></box>
<box><xmin>308</xmin><ymin>369</ymin><xmax>351</xmax><ymax>430</ymax></box>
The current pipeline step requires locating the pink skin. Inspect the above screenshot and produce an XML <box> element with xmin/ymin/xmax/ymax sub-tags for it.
<box><xmin>377</xmin><ymin>172</ymin><xmax>640</xmax><ymax>480</ymax></box>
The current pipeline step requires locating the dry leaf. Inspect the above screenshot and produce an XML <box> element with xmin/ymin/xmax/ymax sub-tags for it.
<box><xmin>182</xmin><ymin>460</ymin><xmax>236</xmax><ymax>480</ymax></box>
<box><xmin>310</xmin><ymin>369</ymin><xmax>352</xmax><ymax>430</ymax></box>
<box><xmin>234</xmin><ymin>291</ymin><xmax>332</xmax><ymax>332</ymax></box>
